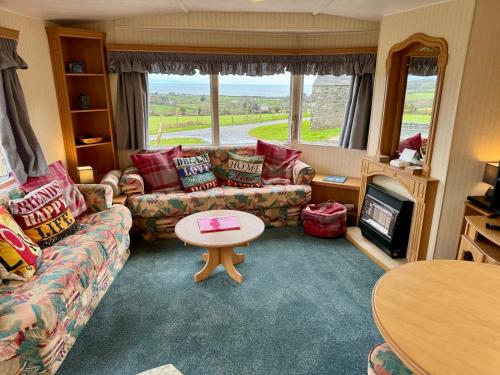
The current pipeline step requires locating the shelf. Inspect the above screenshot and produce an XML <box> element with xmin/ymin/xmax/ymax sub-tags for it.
<box><xmin>70</xmin><ymin>108</ymin><xmax>108</xmax><ymax>114</ymax></box>
<box><xmin>66</xmin><ymin>73</ymin><xmax>104</xmax><ymax>77</ymax></box>
<box><xmin>75</xmin><ymin>141</ymin><xmax>111</xmax><ymax>149</ymax></box>
<box><xmin>312</xmin><ymin>174</ymin><xmax>361</xmax><ymax>190</ymax></box>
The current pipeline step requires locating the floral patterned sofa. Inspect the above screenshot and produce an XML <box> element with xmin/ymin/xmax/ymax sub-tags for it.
<box><xmin>125</xmin><ymin>145</ymin><xmax>315</xmax><ymax>240</ymax></box>
<box><xmin>0</xmin><ymin>184</ymin><xmax>132</xmax><ymax>375</ymax></box>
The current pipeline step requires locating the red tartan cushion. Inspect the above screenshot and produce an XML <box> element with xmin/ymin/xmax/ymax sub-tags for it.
<box><xmin>255</xmin><ymin>140</ymin><xmax>301</xmax><ymax>185</ymax></box>
<box><xmin>398</xmin><ymin>133</ymin><xmax>422</xmax><ymax>154</ymax></box>
<box><xmin>131</xmin><ymin>146</ymin><xmax>182</xmax><ymax>193</ymax></box>
<box><xmin>21</xmin><ymin>160</ymin><xmax>87</xmax><ymax>218</ymax></box>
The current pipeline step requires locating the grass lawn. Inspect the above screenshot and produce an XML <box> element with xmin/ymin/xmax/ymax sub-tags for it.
<box><xmin>249</xmin><ymin>121</ymin><xmax>341</xmax><ymax>143</ymax></box>
<box><xmin>402</xmin><ymin>113</ymin><xmax>431</xmax><ymax>124</ymax></box>
<box><xmin>148</xmin><ymin>137</ymin><xmax>209</xmax><ymax>147</ymax></box>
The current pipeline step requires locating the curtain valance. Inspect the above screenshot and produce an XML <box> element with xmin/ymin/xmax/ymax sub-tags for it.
<box><xmin>408</xmin><ymin>56</ymin><xmax>438</xmax><ymax>76</ymax></box>
<box><xmin>107</xmin><ymin>50</ymin><xmax>376</xmax><ymax>76</ymax></box>
<box><xmin>0</xmin><ymin>38</ymin><xmax>28</xmax><ymax>70</ymax></box>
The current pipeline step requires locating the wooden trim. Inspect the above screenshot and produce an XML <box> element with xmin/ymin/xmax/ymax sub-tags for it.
<box><xmin>0</xmin><ymin>177</ymin><xmax>17</xmax><ymax>191</ymax></box>
<box><xmin>377</xmin><ymin>33</ymin><xmax>448</xmax><ymax>177</ymax></box>
<box><xmin>105</xmin><ymin>43</ymin><xmax>377</xmax><ymax>56</ymax></box>
<box><xmin>46</xmin><ymin>27</ymin><xmax>105</xmax><ymax>39</ymax></box>
<box><xmin>0</xmin><ymin>26</ymin><xmax>19</xmax><ymax>41</ymax></box>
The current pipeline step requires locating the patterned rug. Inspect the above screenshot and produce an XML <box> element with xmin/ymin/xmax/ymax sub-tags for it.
<box><xmin>58</xmin><ymin>226</ymin><xmax>383</xmax><ymax>375</ymax></box>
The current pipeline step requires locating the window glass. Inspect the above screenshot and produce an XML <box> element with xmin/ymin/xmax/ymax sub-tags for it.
<box><xmin>300</xmin><ymin>74</ymin><xmax>352</xmax><ymax>145</ymax></box>
<box><xmin>0</xmin><ymin>151</ymin><xmax>10</xmax><ymax>183</ymax></box>
<box><xmin>219</xmin><ymin>73</ymin><xmax>291</xmax><ymax>145</ymax></box>
<box><xmin>148</xmin><ymin>72</ymin><xmax>212</xmax><ymax>147</ymax></box>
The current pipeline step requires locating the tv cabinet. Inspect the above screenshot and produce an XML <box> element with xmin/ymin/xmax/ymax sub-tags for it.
<box><xmin>46</xmin><ymin>27</ymin><xmax>117</xmax><ymax>182</ymax></box>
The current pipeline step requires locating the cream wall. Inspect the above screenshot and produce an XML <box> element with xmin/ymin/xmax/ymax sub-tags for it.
<box><xmin>0</xmin><ymin>9</ymin><xmax>65</xmax><ymax>165</ymax></box>
<box><xmin>79</xmin><ymin>12</ymin><xmax>379</xmax><ymax>174</ymax></box>
<box><xmin>433</xmin><ymin>0</ymin><xmax>500</xmax><ymax>258</ymax></box>
<box><xmin>367</xmin><ymin>0</ymin><xmax>476</xmax><ymax>259</ymax></box>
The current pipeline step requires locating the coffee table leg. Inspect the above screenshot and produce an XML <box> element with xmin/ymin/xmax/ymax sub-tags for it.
<box><xmin>195</xmin><ymin>248</ymin><xmax>220</xmax><ymax>282</ymax></box>
<box><xmin>221</xmin><ymin>247</ymin><xmax>243</xmax><ymax>284</ymax></box>
<box><xmin>231</xmin><ymin>249</ymin><xmax>245</xmax><ymax>265</ymax></box>
<box><xmin>201</xmin><ymin>253</ymin><xmax>208</xmax><ymax>263</ymax></box>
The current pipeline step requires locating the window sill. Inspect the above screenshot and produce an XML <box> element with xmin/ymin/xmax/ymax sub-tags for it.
<box><xmin>0</xmin><ymin>177</ymin><xmax>17</xmax><ymax>192</ymax></box>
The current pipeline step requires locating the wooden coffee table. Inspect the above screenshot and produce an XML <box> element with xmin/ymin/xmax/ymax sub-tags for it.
<box><xmin>372</xmin><ymin>260</ymin><xmax>500</xmax><ymax>375</ymax></box>
<box><xmin>175</xmin><ymin>210</ymin><xmax>265</xmax><ymax>284</ymax></box>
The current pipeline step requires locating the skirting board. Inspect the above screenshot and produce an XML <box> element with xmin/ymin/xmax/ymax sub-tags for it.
<box><xmin>346</xmin><ymin>227</ymin><xmax>405</xmax><ymax>271</ymax></box>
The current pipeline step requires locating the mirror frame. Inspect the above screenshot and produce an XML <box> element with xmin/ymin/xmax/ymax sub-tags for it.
<box><xmin>378</xmin><ymin>33</ymin><xmax>448</xmax><ymax>176</ymax></box>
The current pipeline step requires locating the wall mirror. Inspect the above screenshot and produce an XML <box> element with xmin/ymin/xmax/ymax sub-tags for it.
<box><xmin>378</xmin><ymin>33</ymin><xmax>448</xmax><ymax>176</ymax></box>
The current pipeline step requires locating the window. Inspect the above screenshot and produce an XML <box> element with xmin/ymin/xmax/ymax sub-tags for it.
<box><xmin>219</xmin><ymin>73</ymin><xmax>291</xmax><ymax>144</ymax></box>
<box><xmin>148</xmin><ymin>71</ymin><xmax>212</xmax><ymax>147</ymax></box>
<box><xmin>0</xmin><ymin>151</ymin><xmax>10</xmax><ymax>184</ymax></box>
<box><xmin>300</xmin><ymin>74</ymin><xmax>352</xmax><ymax>145</ymax></box>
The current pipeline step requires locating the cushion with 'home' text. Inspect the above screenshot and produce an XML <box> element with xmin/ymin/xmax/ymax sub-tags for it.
<box><xmin>9</xmin><ymin>181</ymin><xmax>81</xmax><ymax>248</ymax></box>
<box><xmin>174</xmin><ymin>153</ymin><xmax>219</xmax><ymax>193</ymax></box>
<box><xmin>227</xmin><ymin>152</ymin><xmax>265</xmax><ymax>187</ymax></box>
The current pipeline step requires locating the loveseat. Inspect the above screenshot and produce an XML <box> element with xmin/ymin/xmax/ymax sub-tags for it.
<box><xmin>0</xmin><ymin>184</ymin><xmax>132</xmax><ymax>375</ymax></box>
<box><xmin>123</xmin><ymin>145</ymin><xmax>315</xmax><ymax>240</ymax></box>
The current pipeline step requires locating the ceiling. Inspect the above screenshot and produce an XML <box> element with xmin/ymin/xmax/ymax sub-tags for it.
<box><xmin>0</xmin><ymin>0</ymin><xmax>449</xmax><ymax>23</ymax></box>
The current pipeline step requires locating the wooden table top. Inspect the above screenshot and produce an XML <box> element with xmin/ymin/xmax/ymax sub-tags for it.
<box><xmin>311</xmin><ymin>173</ymin><xmax>361</xmax><ymax>190</ymax></box>
<box><xmin>175</xmin><ymin>210</ymin><xmax>265</xmax><ymax>248</ymax></box>
<box><xmin>372</xmin><ymin>260</ymin><xmax>500</xmax><ymax>375</ymax></box>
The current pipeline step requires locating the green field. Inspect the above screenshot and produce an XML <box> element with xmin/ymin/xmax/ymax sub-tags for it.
<box><xmin>148</xmin><ymin>113</ymin><xmax>293</xmax><ymax>134</ymax></box>
<box><xmin>149</xmin><ymin>137</ymin><xmax>209</xmax><ymax>147</ymax></box>
<box><xmin>249</xmin><ymin>121</ymin><xmax>341</xmax><ymax>143</ymax></box>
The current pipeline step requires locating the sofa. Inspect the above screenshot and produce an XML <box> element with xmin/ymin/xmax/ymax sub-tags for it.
<box><xmin>123</xmin><ymin>145</ymin><xmax>315</xmax><ymax>240</ymax></box>
<box><xmin>0</xmin><ymin>184</ymin><xmax>132</xmax><ymax>375</ymax></box>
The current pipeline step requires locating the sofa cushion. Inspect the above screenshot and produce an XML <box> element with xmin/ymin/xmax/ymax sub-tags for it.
<box><xmin>9</xmin><ymin>181</ymin><xmax>81</xmax><ymax>249</ymax></box>
<box><xmin>227</xmin><ymin>152</ymin><xmax>265</xmax><ymax>187</ymax></box>
<box><xmin>127</xmin><ymin>184</ymin><xmax>311</xmax><ymax>218</ymax></box>
<box><xmin>368</xmin><ymin>342</ymin><xmax>413</xmax><ymax>375</ymax></box>
<box><xmin>0</xmin><ymin>207</ymin><xmax>41</xmax><ymax>282</ymax></box>
<box><xmin>21</xmin><ymin>160</ymin><xmax>87</xmax><ymax>218</ymax></box>
<box><xmin>132</xmin><ymin>146</ymin><xmax>182</xmax><ymax>193</ymax></box>
<box><xmin>174</xmin><ymin>154</ymin><xmax>219</xmax><ymax>192</ymax></box>
<box><xmin>255</xmin><ymin>140</ymin><xmax>302</xmax><ymax>185</ymax></box>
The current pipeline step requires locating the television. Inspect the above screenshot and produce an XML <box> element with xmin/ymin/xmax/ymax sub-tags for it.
<box><xmin>467</xmin><ymin>161</ymin><xmax>500</xmax><ymax>214</ymax></box>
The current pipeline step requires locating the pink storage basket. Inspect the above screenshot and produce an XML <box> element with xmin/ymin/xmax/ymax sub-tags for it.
<box><xmin>301</xmin><ymin>201</ymin><xmax>347</xmax><ymax>238</ymax></box>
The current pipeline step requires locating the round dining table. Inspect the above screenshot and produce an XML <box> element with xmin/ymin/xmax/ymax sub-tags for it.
<box><xmin>372</xmin><ymin>260</ymin><xmax>500</xmax><ymax>375</ymax></box>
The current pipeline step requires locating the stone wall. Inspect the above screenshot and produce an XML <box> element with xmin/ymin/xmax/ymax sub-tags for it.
<box><xmin>310</xmin><ymin>75</ymin><xmax>351</xmax><ymax>130</ymax></box>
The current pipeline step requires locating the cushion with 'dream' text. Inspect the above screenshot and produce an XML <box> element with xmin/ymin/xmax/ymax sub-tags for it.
<box><xmin>174</xmin><ymin>153</ymin><xmax>219</xmax><ymax>193</ymax></box>
<box><xmin>0</xmin><ymin>207</ymin><xmax>41</xmax><ymax>281</ymax></box>
<box><xmin>227</xmin><ymin>152</ymin><xmax>265</xmax><ymax>187</ymax></box>
<box><xmin>9</xmin><ymin>181</ymin><xmax>81</xmax><ymax>248</ymax></box>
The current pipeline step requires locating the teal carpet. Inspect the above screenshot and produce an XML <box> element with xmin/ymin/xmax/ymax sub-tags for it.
<box><xmin>58</xmin><ymin>227</ymin><xmax>383</xmax><ymax>375</ymax></box>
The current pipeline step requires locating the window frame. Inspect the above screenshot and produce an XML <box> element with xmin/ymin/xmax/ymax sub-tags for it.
<box><xmin>146</xmin><ymin>72</ymin><xmax>352</xmax><ymax>149</ymax></box>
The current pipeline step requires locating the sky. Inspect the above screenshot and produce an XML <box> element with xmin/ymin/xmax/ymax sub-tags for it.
<box><xmin>149</xmin><ymin>72</ymin><xmax>321</xmax><ymax>85</ymax></box>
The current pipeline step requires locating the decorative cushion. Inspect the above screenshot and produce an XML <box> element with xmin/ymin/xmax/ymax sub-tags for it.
<box><xmin>398</xmin><ymin>133</ymin><xmax>423</xmax><ymax>154</ymax></box>
<box><xmin>0</xmin><ymin>206</ymin><xmax>41</xmax><ymax>281</ymax></box>
<box><xmin>227</xmin><ymin>152</ymin><xmax>265</xmax><ymax>187</ymax></box>
<box><xmin>255</xmin><ymin>140</ymin><xmax>301</xmax><ymax>185</ymax></box>
<box><xmin>9</xmin><ymin>181</ymin><xmax>81</xmax><ymax>248</ymax></box>
<box><xmin>173</xmin><ymin>153</ymin><xmax>219</xmax><ymax>192</ymax></box>
<box><xmin>100</xmin><ymin>170</ymin><xmax>122</xmax><ymax>196</ymax></box>
<box><xmin>368</xmin><ymin>342</ymin><xmax>413</xmax><ymax>375</ymax></box>
<box><xmin>120</xmin><ymin>166</ymin><xmax>145</xmax><ymax>195</ymax></box>
<box><xmin>21</xmin><ymin>160</ymin><xmax>87</xmax><ymax>218</ymax></box>
<box><xmin>131</xmin><ymin>146</ymin><xmax>182</xmax><ymax>193</ymax></box>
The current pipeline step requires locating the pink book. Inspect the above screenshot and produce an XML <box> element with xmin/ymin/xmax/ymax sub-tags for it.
<box><xmin>197</xmin><ymin>216</ymin><xmax>240</xmax><ymax>233</ymax></box>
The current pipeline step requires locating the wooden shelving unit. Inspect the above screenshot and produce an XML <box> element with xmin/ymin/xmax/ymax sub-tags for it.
<box><xmin>46</xmin><ymin>27</ymin><xmax>117</xmax><ymax>182</ymax></box>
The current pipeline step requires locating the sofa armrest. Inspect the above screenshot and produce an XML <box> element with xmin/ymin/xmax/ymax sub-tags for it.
<box><xmin>76</xmin><ymin>184</ymin><xmax>113</xmax><ymax>212</ymax></box>
<box><xmin>119</xmin><ymin>166</ymin><xmax>145</xmax><ymax>196</ymax></box>
<box><xmin>293</xmin><ymin>160</ymin><xmax>315</xmax><ymax>185</ymax></box>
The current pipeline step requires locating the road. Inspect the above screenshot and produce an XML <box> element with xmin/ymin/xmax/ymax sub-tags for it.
<box><xmin>155</xmin><ymin>117</ymin><xmax>310</xmax><ymax>144</ymax></box>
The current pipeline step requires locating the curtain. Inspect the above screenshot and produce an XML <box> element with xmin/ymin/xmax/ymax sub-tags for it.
<box><xmin>0</xmin><ymin>38</ymin><xmax>47</xmax><ymax>183</ymax></box>
<box><xmin>107</xmin><ymin>51</ymin><xmax>376</xmax><ymax>76</ymax></box>
<box><xmin>115</xmin><ymin>72</ymin><xmax>148</xmax><ymax>150</ymax></box>
<box><xmin>339</xmin><ymin>74</ymin><xmax>374</xmax><ymax>150</ymax></box>
<box><xmin>408</xmin><ymin>56</ymin><xmax>438</xmax><ymax>76</ymax></box>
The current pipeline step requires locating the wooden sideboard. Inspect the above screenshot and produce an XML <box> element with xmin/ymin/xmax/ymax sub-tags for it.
<box><xmin>458</xmin><ymin>215</ymin><xmax>500</xmax><ymax>265</ymax></box>
<box><xmin>358</xmin><ymin>156</ymin><xmax>439</xmax><ymax>262</ymax></box>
